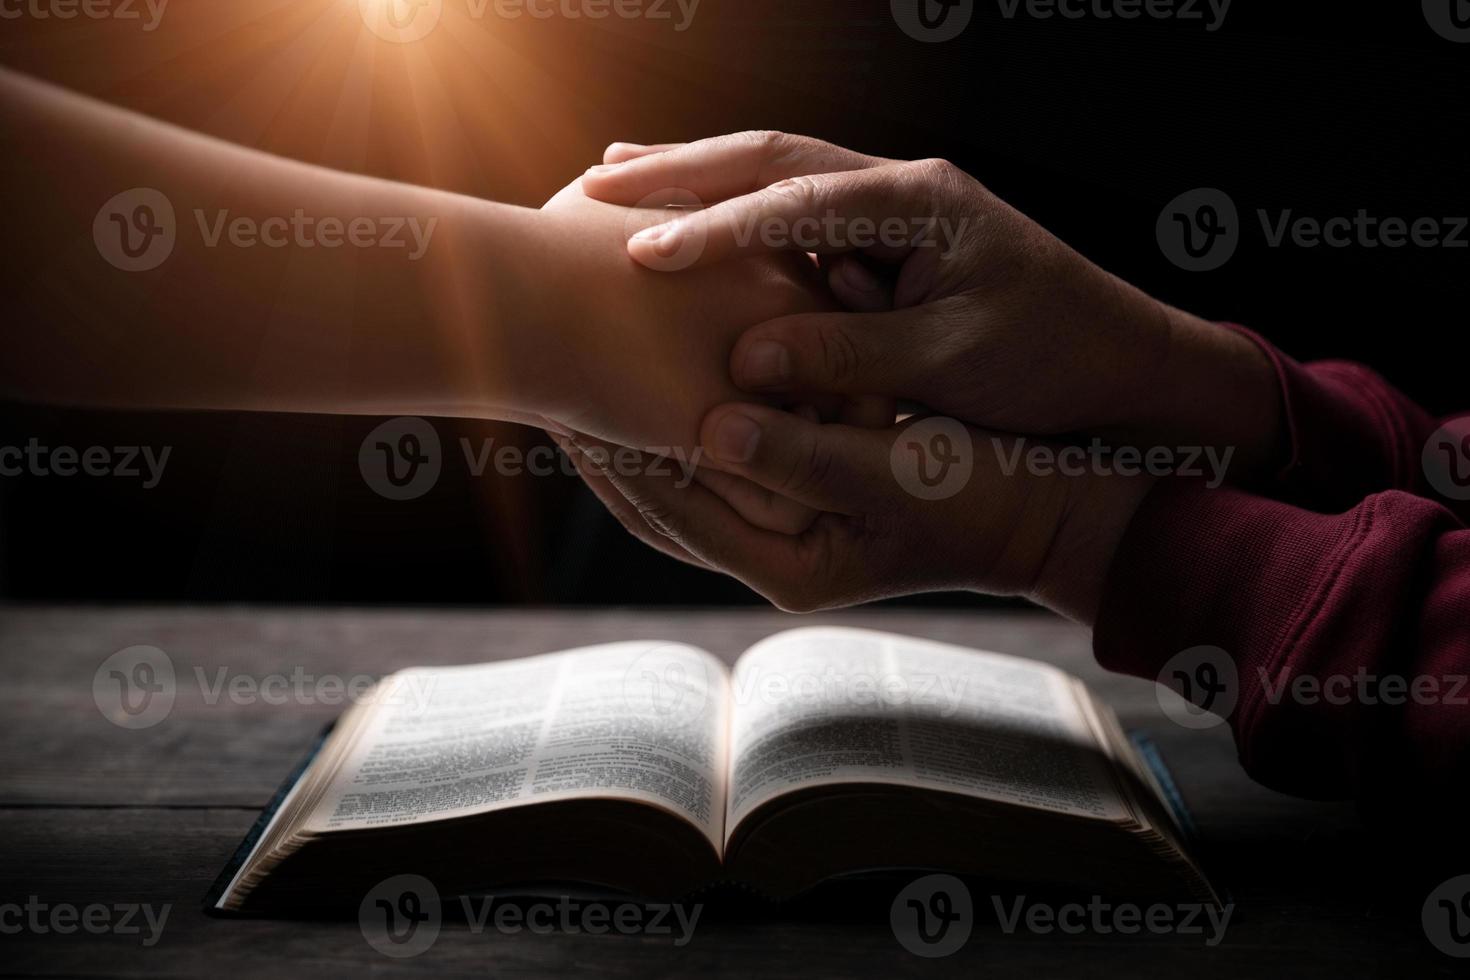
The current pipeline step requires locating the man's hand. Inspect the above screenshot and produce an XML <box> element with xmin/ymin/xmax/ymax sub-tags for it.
<box><xmin>583</xmin><ymin>132</ymin><xmax>1284</xmax><ymax>477</ymax></box>
<box><xmin>556</xmin><ymin>403</ymin><xmax>1155</xmax><ymax>624</ymax></box>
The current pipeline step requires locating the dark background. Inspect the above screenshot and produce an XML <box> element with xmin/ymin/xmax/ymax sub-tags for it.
<box><xmin>0</xmin><ymin>0</ymin><xmax>1465</xmax><ymax>604</ymax></box>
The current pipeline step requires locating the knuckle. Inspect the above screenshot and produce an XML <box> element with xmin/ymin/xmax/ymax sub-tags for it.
<box><xmin>911</xmin><ymin>157</ymin><xmax>980</xmax><ymax>201</ymax></box>
<box><xmin>740</xmin><ymin>129</ymin><xmax>791</xmax><ymax>156</ymax></box>
<box><xmin>913</xmin><ymin>157</ymin><xmax>960</xmax><ymax>182</ymax></box>
<box><xmin>742</xmin><ymin>130</ymin><xmax>824</xmax><ymax>184</ymax></box>
<box><xmin>765</xmin><ymin>173</ymin><xmax>822</xmax><ymax>209</ymax></box>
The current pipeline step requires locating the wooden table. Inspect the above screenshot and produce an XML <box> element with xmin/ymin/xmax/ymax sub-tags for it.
<box><xmin>0</xmin><ymin>606</ymin><xmax>1457</xmax><ymax>977</ymax></box>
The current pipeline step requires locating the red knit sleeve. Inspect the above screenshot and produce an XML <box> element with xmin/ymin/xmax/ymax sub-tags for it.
<box><xmin>1224</xmin><ymin>324</ymin><xmax>1470</xmax><ymax>520</ymax></box>
<box><xmin>1094</xmin><ymin>479</ymin><xmax>1470</xmax><ymax>800</ymax></box>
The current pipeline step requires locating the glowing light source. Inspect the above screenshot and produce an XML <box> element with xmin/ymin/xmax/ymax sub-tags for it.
<box><xmin>357</xmin><ymin>0</ymin><xmax>443</xmax><ymax>44</ymax></box>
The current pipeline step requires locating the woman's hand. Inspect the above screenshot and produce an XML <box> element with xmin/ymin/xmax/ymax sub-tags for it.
<box><xmin>532</xmin><ymin>177</ymin><xmax>867</xmax><ymax>535</ymax></box>
<box><xmin>0</xmin><ymin>71</ymin><xmax>844</xmax><ymax>493</ymax></box>
<box><xmin>557</xmin><ymin>403</ymin><xmax>1155</xmax><ymax>624</ymax></box>
<box><xmin>583</xmin><ymin>132</ymin><xmax>1284</xmax><ymax>477</ymax></box>
<box><xmin>529</xmin><ymin>176</ymin><xmax>842</xmax><ymax>458</ymax></box>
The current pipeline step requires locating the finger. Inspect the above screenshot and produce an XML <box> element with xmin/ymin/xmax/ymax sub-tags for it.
<box><xmin>541</xmin><ymin>177</ymin><xmax>588</xmax><ymax>209</ymax></box>
<box><xmin>698</xmin><ymin>403</ymin><xmax>889</xmax><ymax>513</ymax></box>
<box><xmin>822</xmin><ymin>253</ymin><xmax>896</xmax><ymax>312</ymax></box>
<box><xmin>730</xmin><ymin>306</ymin><xmax>948</xmax><ymax>398</ymax></box>
<box><xmin>552</xmin><ymin>416</ymin><xmax>820</xmax><ymax>536</ymax></box>
<box><xmin>692</xmin><ymin>467</ymin><xmax>818</xmax><ymax>536</ymax></box>
<box><xmin>625</xmin><ymin>163</ymin><xmax>944</xmax><ymax>270</ymax></box>
<box><xmin>552</xmin><ymin>433</ymin><xmax>711</xmax><ymax>570</ymax></box>
<box><xmin>601</xmin><ymin>142</ymin><xmax>686</xmax><ymax>165</ymax></box>
<box><xmin>584</xmin><ymin>131</ymin><xmax>890</xmax><ymax>207</ymax></box>
<box><xmin>569</xmin><ymin>434</ymin><xmax>811</xmax><ymax>586</ymax></box>
<box><xmin>697</xmin><ymin>403</ymin><xmax>820</xmax><ymax>535</ymax></box>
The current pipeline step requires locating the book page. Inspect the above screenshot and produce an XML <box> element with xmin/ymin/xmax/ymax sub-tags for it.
<box><xmin>303</xmin><ymin>642</ymin><xmax>729</xmax><ymax>848</ymax></box>
<box><xmin>725</xmin><ymin>628</ymin><xmax>1127</xmax><ymax>838</ymax></box>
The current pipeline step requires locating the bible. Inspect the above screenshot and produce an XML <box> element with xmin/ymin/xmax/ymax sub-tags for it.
<box><xmin>212</xmin><ymin>627</ymin><xmax>1215</xmax><ymax>913</ymax></box>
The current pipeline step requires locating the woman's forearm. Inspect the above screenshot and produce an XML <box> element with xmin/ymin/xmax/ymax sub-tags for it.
<box><xmin>0</xmin><ymin>67</ymin><xmax>564</xmax><ymax>423</ymax></box>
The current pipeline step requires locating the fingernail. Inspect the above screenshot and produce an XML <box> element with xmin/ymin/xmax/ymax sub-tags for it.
<box><xmin>709</xmin><ymin>410</ymin><xmax>762</xmax><ymax>464</ymax></box>
<box><xmin>608</xmin><ymin>142</ymin><xmax>647</xmax><ymax>153</ymax></box>
<box><xmin>631</xmin><ymin>222</ymin><xmax>674</xmax><ymax>243</ymax></box>
<box><xmin>585</xmin><ymin>162</ymin><xmax>624</xmax><ymax>176</ymax></box>
<box><xmin>632</xmin><ymin>223</ymin><xmax>686</xmax><ymax>257</ymax></box>
<box><xmin>739</xmin><ymin>340</ymin><xmax>792</xmax><ymax>388</ymax></box>
<box><xmin>839</xmin><ymin>257</ymin><xmax>882</xmax><ymax>293</ymax></box>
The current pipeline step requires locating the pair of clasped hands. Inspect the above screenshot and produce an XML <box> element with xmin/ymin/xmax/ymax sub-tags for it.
<box><xmin>544</xmin><ymin>132</ymin><xmax>1282</xmax><ymax>624</ymax></box>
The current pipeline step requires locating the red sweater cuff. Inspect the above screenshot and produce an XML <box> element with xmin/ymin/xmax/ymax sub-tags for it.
<box><xmin>1219</xmin><ymin>323</ymin><xmax>1435</xmax><ymax>510</ymax></box>
<box><xmin>1093</xmin><ymin>477</ymin><xmax>1360</xmax><ymax>715</ymax></box>
<box><xmin>1095</xmin><ymin>477</ymin><xmax>1469</xmax><ymax>798</ymax></box>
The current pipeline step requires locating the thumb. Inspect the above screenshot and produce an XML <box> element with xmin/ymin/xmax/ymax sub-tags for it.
<box><xmin>730</xmin><ymin>306</ymin><xmax>942</xmax><ymax>398</ymax></box>
<box><xmin>698</xmin><ymin>403</ymin><xmax>890</xmax><ymax>513</ymax></box>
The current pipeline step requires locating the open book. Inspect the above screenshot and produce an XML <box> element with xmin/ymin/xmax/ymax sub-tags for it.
<box><xmin>213</xmin><ymin>628</ymin><xmax>1214</xmax><ymax>913</ymax></box>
